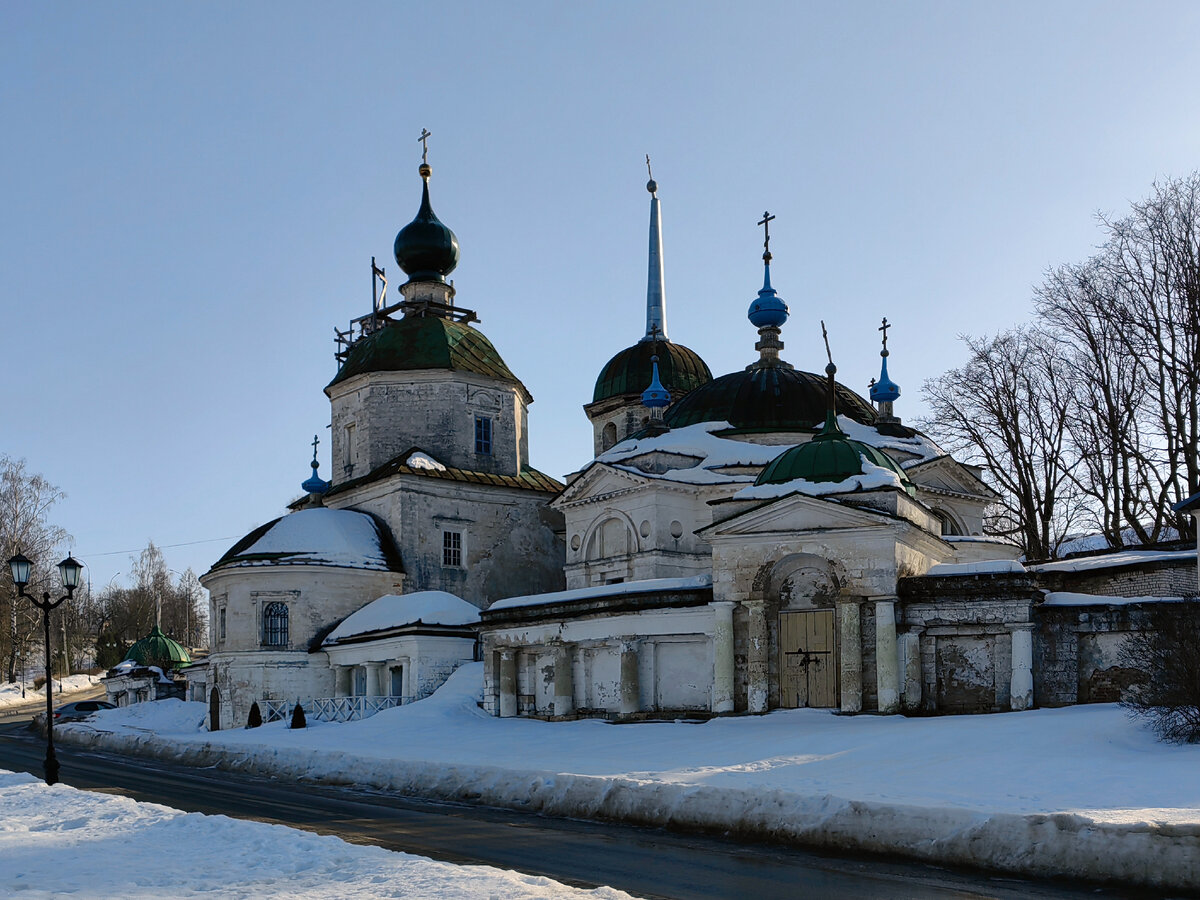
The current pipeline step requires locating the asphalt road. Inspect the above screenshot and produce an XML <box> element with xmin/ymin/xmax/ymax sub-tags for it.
<box><xmin>0</xmin><ymin>719</ymin><xmax>1152</xmax><ymax>900</ymax></box>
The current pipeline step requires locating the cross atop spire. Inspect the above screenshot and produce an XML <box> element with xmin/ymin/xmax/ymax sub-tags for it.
<box><xmin>311</xmin><ymin>434</ymin><xmax>320</xmax><ymax>462</ymax></box>
<box><xmin>642</xmin><ymin>165</ymin><xmax>668</xmax><ymax>340</ymax></box>
<box><xmin>418</xmin><ymin>128</ymin><xmax>432</xmax><ymax>166</ymax></box>
<box><xmin>879</xmin><ymin>316</ymin><xmax>891</xmax><ymax>354</ymax></box>
<box><xmin>758</xmin><ymin>210</ymin><xmax>776</xmax><ymax>263</ymax></box>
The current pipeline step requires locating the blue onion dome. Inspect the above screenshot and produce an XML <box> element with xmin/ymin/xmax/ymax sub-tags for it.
<box><xmin>641</xmin><ymin>356</ymin><xmax>671</xmax><ymax>408</ymax></box>
<box><xmin>755</xmin><ymin>408</ymin><xmax>912</xmax><ymax>491</ymax></box>
<box><xmin>747</xmin><ymin>262</ymin><xmax>789</xmax><ymax>327</ymax></box>
<box><xmin>593</xmin><ymin>340</ymin><xmax>711</xmax><ymax>404</ymax></box>
<box><xmin>393</xmin><ymin>164</ymin><xmax>460</xmax><ymax>283</ymax></box>
<box><xmin>302</xmin><ymin>444</ymin><xmax>330</xmax><ymax>495</ymax></box>
<box><xmin>870</xmin><ymin>353</ymin><xmax>901</xmax><ymax>403</ymax></box>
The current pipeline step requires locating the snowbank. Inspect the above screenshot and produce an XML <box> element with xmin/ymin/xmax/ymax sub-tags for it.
<box><xmin>0</xmin><ymin>769</ymin><xmax>630</xmax><ymax>899</ymax></box>
<box><xmin>57</xmin><ymin>664</ymin><xmax>1200</xmax><ymax>890</ymax></box>
<box><xmin>0</xmin><ymin>674</ymin><xmax>100</xmax><ymax>710</ymax></box>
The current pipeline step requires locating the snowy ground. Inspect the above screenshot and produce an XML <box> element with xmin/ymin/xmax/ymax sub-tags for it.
<box><xmin>0</xmin><ymin>674</ymin><xmax>100</xmax><ymax>710</ymax></box>
<box><xmin>55</xmin><ymin>664</ymin><xmax>1200</xmax><ymax>890</ymax></box>
<box><xmin>0</xmin><ymin>770</ymin><xmax>632</xmax><ymax>899</ymax></box>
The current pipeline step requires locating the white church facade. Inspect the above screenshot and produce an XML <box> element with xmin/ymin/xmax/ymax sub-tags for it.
<box><xmin>193</xmin><ymin>148</ymin><xmax>1196</xmax><ymax>730</ymax></box>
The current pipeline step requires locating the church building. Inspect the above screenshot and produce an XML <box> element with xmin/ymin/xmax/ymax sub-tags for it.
<box><xmin>193</xmin><ymin>142</ymin><xmax>1196</xmax><ymax>730</ymax></box>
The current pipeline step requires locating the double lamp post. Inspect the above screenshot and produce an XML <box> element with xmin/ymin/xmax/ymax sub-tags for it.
<box><xmin>7</xmin><ymin>552</ymin><xmax>84</xmax><ymax>786</ymax></box>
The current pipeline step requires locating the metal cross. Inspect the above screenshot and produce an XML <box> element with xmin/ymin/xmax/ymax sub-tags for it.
<box><xmin>821</xmin><ymin>320</ymin><xmax>833</xmax><ymax>367</ymax></box>
<box><xmin>646</xmin><ymin>154</ymin><xmax>653</xmax><ymax>180</ymax></box>
<box><xmin>758</xmin><ymin>210</ymin><xmax>775</xmax><ymax>259</ymax></box>
<box><xmin>311</xmin><ymin>434</ymin><xmax>320</xmax><ymax>462</ymax></box>
<box><xmin>418</xmin><ymin>128</ymin><xmax>432</xmax><ymax>165</ymax></box>
<box><xmin>879</xmin><ymin>317</ymin><xmax>891</xmax><ymax>351</ymax></box>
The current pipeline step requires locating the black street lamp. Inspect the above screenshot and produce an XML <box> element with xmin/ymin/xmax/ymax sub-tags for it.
<box><xmin>7</xmin><ymin>551</ymin><xmax>84</xmax><ymax>785</ymax></box>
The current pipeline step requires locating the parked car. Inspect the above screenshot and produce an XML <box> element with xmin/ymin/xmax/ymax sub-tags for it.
<box><xmin>53</xmin><ymin>700</ymin><xmax>116</xmax><ymax>722</ymax></box>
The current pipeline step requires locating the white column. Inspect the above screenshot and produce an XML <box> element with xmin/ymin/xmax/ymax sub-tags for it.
<box><xmin>900</xmin><ymin>631</ymin><xmax>922</xmax><ymax>712</ymax></box>
<box><xmin>1010</xmin><ymin>624</ymin><xmax>1034</xmax><ymax>711</ymax></box>
<box><xmin>875</xmin><ymin>598</ymin><xmax>900</xmax><ymax>714</ymax></box>
<box><xmin>498</xmin><ymin>650</ymin><xmax>518</xmax><ymax>718</ymax></box>
<box><xmin>553</xmin><ymin>644</ymin><xmax>574</xmax><ymax>718</ymax></box>
<box><xmin>744</xmin><ymin>600</ymin><xmax>769</xmax><ymax>714</ymax></box>
<box><xmin>619</xmin><ymin>641</ymin><xmax>640</xmax><ymax>716</ymax></box>
<box><xmin>711</xmin><ymin>602</ymin><xmax>736</xmax><ymax>714</ymax></box>
<box><xmin>838</xmin><ymin>600</ymin><xmax>862</xmax><ymax>713</ymax></box>
<box><xmin>366</xmin><ymin>663</ymin><xmax>385</xmax><ymax>698</ymax></box>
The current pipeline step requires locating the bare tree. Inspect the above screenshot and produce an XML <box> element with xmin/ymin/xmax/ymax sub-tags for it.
<box><xmin>921</xmin><ymin>327</ymin><xmax>1082</xmax><ymax>559</ymax></box>
<box><xmin>0</xmin><ymin>457</ymin><xmax>69</xmax><ymax>683</ymax></box>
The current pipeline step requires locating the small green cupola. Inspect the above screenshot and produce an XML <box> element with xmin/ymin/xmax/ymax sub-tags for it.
<box><xmin>123</xmin><ymin>625</ymin><xmax>191</xmax><ymax>672</ymax></box>
<box><xmin>755</xmin><ymin>327</ymin><xmax>913</xmax><ymax>493</ymax></box>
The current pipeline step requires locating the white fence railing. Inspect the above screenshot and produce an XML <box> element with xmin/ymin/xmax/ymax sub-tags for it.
<box><xmin>260</xmin><ymin>696</ymin><xmax>402</xmax><ymax>724</ymax></box>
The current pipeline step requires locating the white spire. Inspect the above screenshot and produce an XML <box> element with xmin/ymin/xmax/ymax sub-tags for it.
<box><xmin>642</xmin><ymin>158</ymin><xmax>668</xmax><ymax>341</ymax></box>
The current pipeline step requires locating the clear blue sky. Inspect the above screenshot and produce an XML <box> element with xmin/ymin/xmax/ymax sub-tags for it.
<box><xmin>3</xmin><ymin>2</ymin><xmax>1199</xmax><ymax>594</ymax></box>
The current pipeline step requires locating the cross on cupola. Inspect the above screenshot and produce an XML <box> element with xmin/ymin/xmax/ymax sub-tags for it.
<box><xmin>869</xmin><ymin>315</ymin><xmax>902</xmax><ymax>422</ymax></box>
<box><xmin>758</xmin><ymin>210</ymin><xmax>775</xmax><ymax>263</ymax></box>
<box><xmin>879</xmin><ymin>317</ymin><xmax>891</xmax><ymax>354</ymax></box>
<box><xmin>418</xmin><ymin>128</ymin><xmax>432</xmax><ymax>165</ymax></box>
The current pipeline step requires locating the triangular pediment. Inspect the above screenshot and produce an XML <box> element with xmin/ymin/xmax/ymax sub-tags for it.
<box><xmin>552</xmin><ymin>462</ymin><xmax>652</xmax><ymax>509</ymax></box>
<box><xmin>906</xmin><ymin>455</ymin><xmax>998</xmax><ymax>499</ymax></box>
<box><xmin>702</xmin><ymin>490</ymin><xmax>892</xmax><ymax>538</ymax></box>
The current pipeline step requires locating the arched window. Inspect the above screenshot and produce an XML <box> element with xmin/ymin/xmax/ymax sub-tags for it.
<box><xmin>932</xmin><ymin>510</ymin><xmax>962</xmax><ymax>537</ymax></box>
<box><xmin>601</xmin><ymin>422</ymin><xmax>617</xmax><ymax>451</ymax></box>
<box><xmin>262</xmin><ymin>602</ymin><xmax>289</xmax><ymax>648</ymax></box>
<box><xmin>585</xmin><ymin>517</ymin><xmax>633</xmax><ymax>560</ymax></box>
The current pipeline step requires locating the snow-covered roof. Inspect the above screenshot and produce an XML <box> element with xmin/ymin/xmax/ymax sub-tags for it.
<box><xmin>731</xmin><ymin>455</ymin><xmax>905</xmax><ymax>501</ymax></box>
<box><xmin>1028</xmin><ymin>549</ymin><xmax>1196</xmax><ymax>574</ymax></box>
<box><xmin>211</xmin><ymin>508</ymin><xmax>401</xmax><ymax>572</ymax></box>
<box><xmin>1042</xmin><ymin>592</ymin><xmax>1188</xmax><ymax>606</ymax></box>
<box><xmin>489</xmin><ymin>575</ymin><xmax>713</xmax><ymax>612</ymax></box>
<box><xmin>325</xmin><ymin>591</ymin><xmax>479</xmax><ymax>643</ymax></box>
<box><xmin>925</xmin><ymin>560</ymin><xmax>1028</xmax><ymax>577</ymax></box>
<box><xmin>837</xmin><ymin>417</ymin><xmax>943</xmax><ymax>465</ymax></box>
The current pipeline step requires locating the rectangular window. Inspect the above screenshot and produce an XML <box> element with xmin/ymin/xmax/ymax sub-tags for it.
<box><xmin>261</xmin><ymin>601</ymin><xmax>289</xmax><ymax>648</ymax></box>
<box><xmin>442</xmin><ymin>530</ymin><xmax>463</xmax><ymax>567</ymax></box>
<box><xmin>474</xmin><ymin>416</ymin><xmax>492</xmax><ymax>455</ymax></box>
<box><xmin>218</xmin><ymin>607</ymin><xmax>226</xmax><ymax>644</ymax></box>
<box><xmin>344</xmin><ymin>423</ymin><xmax>357</xmax><ymax>476</ymax></box>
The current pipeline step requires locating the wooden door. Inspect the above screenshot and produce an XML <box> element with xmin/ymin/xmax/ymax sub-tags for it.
<box><xmin>779</xmin><ymin>610</ymin><xmax>838</xmax><ymax>708</ymax></box>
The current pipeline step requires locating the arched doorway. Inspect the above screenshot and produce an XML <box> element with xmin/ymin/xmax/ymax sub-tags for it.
<box><xmin>209</xmin><ymin>687</ymin><xmax>220</xmax><ymax>731</ymax></box>
<box><xmin>769</xmin><ymin>554</ymin><xmax>842</xmax><ymax>709</ymax></box>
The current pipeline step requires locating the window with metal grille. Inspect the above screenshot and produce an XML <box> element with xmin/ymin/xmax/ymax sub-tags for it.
<box><xmin>474</xmin><ymin>416</ymin><xmax>492</xmax><ymax>455</ymax></box>
<box><xmin>262</xmin><ymin>601</ymin><xmax>288</xmax><ymax>647</ymax></box>
<box><xmin>442</xmin><ymin>530</ymin><xmax>463</xmax><ymax>567</ymax></box>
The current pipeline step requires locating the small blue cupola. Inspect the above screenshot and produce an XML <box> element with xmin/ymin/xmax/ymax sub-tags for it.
<box><xmin>869</xmin><ymin>317</ymin><xmax>901</xmax><ymax>423</ymax></box>
<box><xmin>302</xmin><ymin>434</ymin><xmax>331</xmax><ymax>495</ymax></box>
<box><xmin>746</xmin><ymin>211</ymin><xmax>789</xmax><ymax>329</ymax></box>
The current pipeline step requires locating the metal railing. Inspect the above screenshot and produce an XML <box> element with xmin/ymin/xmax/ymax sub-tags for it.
<box><xmin>260</xmin><ymin>695</ymin><xmax>403</xmax><ymax>724</ymax></box>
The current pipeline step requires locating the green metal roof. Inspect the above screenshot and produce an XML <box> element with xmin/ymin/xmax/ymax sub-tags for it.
<box><xmin>327</xmin><ymin>315</ymin><xmax>526</xmax><ymax>394</ymax></box>
<box><xmin>664</xmin><ymin>364</ymin><xmax>877</xmax><ymax>431</ymax></box>
<box><xmin>593</xmin><ymin>340</ymin><xmax>712</xmax><ymax>404</ymax></box>
<box><xmin>756</xmin><ymin>412</ymin><xmax>913</xmax><ymax>492</ymax></box>
<box><xmin>123</xmin><ymin>625</ymin><xmax>191</xmax><ymax>669</ymax></box>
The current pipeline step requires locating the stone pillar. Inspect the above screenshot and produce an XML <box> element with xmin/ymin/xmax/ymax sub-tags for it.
<box><xmin>365</xmin><ymin>663</ymin><xmax>385</xmax><ymax>698</ymax></box>
<box><xmin>837</xmin><ymin>599</ymin><xmax>862</xmax><ymax>713</ymax></box>
<box><xmin>744</xmin><ymin>600</ymin><xmax>769</xmax><ymax>714</ymax></box>
<box><xmin>619</xmin><ymin>640</ymin><xmax>640</xmax><ymax>716</ymax></box>
<box><xmin>1009</xmin><ymin>624</ymin><xmax>1034</xmax><ymax>711</ymax></box>
<box><xmin>874</xmin><ymin>598</ymin><xmax>900</xmax><ymax>714</ymax></box>
<box><xmin>711</xmin><ymin>602</ymin><xmax>736</xmax><ymax>714</ymax></box>
<box><xmin>900</xmin><ymin>630</ymin><xmax>923</xmax><ymax>712</ymax></box>
<box><xmin>498</xmin><ymin>650</ymin><xmax>518</xmax><ymax>718</ymax></box>
<box><xmin>553</xmin><ymin>644</ymin><xmax>574</xmax><ymax>718</ymax></box>
<box><xmin>334</xmin><ymin>665</ymin><xmax>352</xmax><ymax>698</ymax></box>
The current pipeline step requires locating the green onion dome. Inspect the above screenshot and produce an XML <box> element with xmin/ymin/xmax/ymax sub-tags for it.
<box><xmin>327</xmin><ymin>315</ymin><xmax>524</xmax><ymax>391</ymax></box>
<box><xmin>593</xmin><ymin>339</ymin><xmax>712</xmax><ymax>404</ymax></box>
<box><xmin>393</xmin><ymin>165</ymin><xmax>459</xmax><ymax>283</ymax></box>
<box><xmin>123</xmin><ymin>625</ymin><xmax>191</xmax><ymax>671</ymax></box>
<box><xmin>664</xmin><ymin>365</ymin><xmax>877</xmax><ymax>431</ymax></box>
<box><xmin>755</xmin><ymin>411</ymin><xmax>912</xmax><ymax>490</ymax></box>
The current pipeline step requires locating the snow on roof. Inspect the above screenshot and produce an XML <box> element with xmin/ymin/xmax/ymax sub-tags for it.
<box><xmin>925</xmin><ymin>560</ymin><xmax>1028</xmax><ymax>576</ymax></box>
<box><xmin>1042</xmin><ymin>592</ymin><xmax>1188</xmax><ymax>607</ymax></box>
<box><xmin>406</xmin><ymin>451</ymin><xmax>447</xmax><ymax>472</ymax></box>
<box><xmin>731</xmin><ymin>456</ymin><xmax>904</xmax><ymax>502</ymax></box>
<box><xmin>1029</xmin><ymin>549</ymin><xmax>1196</xmax><ymax>574</ymax></box>
<box><xmin>325</xmin><ymin>591</ymin><xmax>479</xmax><ymax>642</ymax></box>
<box><xmin>489</xmin><ymin>575</ymin><xmax>712</xmax><ymax>612</ymax></box>
<box><xmin>943</xmin><ymin>535</ymin><xmax>1017</xmax><ymax>544</ymax></box>
<box><xmin>596</xmin><ymin>422</ymin><xmax>787</xmax><ymax>486</ymax></box>
<box><xmin>220</xmin><ymin>508</ymin><xmax>394</xmax><ymax>571</ymax></box>
<box><xmin>836</xmin><ymin>416</ymin><xmax>943</xmax><ymax>463</ymax></box>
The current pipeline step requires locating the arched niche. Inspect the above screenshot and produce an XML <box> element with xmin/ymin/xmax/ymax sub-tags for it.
<box><xmin>769</xmin><ymin>553</ymin><xmax>844</xmax><ymax>610</ymax></box>
<box><xmin>583</xmin><ymin>511</ymin><xmax>639</xmax><ymax>561</ymax></box>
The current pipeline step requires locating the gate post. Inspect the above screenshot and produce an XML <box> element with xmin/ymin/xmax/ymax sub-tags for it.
<box><xmin>711</xmin><ymin>602</ymin><xmax>736</xmax><ymax>713</ymax></box>
<box><xmin>874</xmin><ymin>597</ymin><xmax>900</xmax><ymax>714</ymax></box>
<box><xmin>837</xmin><ymin>599</ymin><xmax>863</xmax><ymax>713</ymax></box>
<box><xmin>743</xmin><ymin>599</ymin><xmax>769</xmax><ymax>713</ymax></box>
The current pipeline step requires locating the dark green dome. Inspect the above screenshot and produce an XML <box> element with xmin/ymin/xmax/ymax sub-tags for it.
<box><xmin>394</xmin><ymin>173</ymin><xmax>459</xmax><ymax>283</ymax></box>
<box><xmin>123</xmin><ymin>625</ymin><xmax>191</xmax><ymax>671</ymax></box>
<box><xmin>593</xmin><ymin>340</ymin><xmax>712</xmax><ymax>404</ymax></box>
<box><xmin>327</xmin><ymin>315</ymin><xmax>523</xmax><ymax>391</ymax></box>
<box><xmin>664</xmin><ymin>364</ymin><xmax>877</xmax><ymax>431</ymax></box>
<box><xmin>756</xmin><ymin>412</ymin><xmax>912</xmax><ymax>491</ymax></box>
